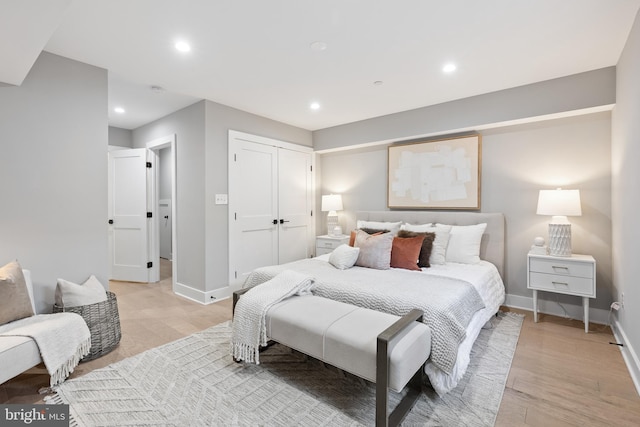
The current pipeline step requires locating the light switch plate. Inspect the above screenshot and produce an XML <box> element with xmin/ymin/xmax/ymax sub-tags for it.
<box><xmin>215</xmin><ymin>194</ymin><xmax>228</xmax><ymax>205</ymax></box>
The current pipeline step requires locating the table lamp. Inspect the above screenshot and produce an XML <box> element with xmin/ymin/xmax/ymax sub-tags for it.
<box><xmin>321</xmin><ymin>194</ymin><xmax>343</xmax><ymax>236</ymax></box>
<box><xmin>536</xmin><ymin>188</ymin><xmax>582</xmax><ymax>257</ymax></box>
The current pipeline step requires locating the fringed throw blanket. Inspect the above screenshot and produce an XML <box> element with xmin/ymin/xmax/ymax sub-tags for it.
<box><xmin>231</xmin><ymin>270</ymin><xmax>313</xmax><ymax>364</ymax></box>
<box><xmin>0</xmin><ymin>313</ymin><xmax>91</xmax><ymax>386</ymax></box>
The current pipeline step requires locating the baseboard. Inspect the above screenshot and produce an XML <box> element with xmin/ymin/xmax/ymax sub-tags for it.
<box><xmin>610</xmin><ymin>318</ymin><xmax>640</xmax><ymax>396</ymax></box>
<box><xmin>173</xmin><ymin>282</ymin><xmax>231</xmax><ymax>305</ymax></box>
<box><xmin>504</xmin><ymin>293</ymin><xmax>611</xmax><ymax>325</ymax></box>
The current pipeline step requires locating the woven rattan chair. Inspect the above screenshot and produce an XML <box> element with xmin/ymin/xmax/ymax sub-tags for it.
<box><xmin>53</xmin><ymin>291</ymin><xmax>121</xmax><ymax>361</ymax></box>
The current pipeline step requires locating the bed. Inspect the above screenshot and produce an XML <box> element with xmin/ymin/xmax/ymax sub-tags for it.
<box><xmin>243</xmin><ymin>211</ymin><xmax>506</xmax><ymax>395</ymax></box>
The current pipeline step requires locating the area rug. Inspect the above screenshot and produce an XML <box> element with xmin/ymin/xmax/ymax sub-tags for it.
<box><xmin>46</xmin><ymin>312</ymin><xmax>523</xmax><ymax>426</ymax></box>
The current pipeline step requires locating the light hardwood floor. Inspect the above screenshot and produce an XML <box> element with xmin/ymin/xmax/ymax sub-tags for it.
<box><xmin>2</xmin><ymin>261</ymin><xmax>639</xmax><ymax>426</ymax></box>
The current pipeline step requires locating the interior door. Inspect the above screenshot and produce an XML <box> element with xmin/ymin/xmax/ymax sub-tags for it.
<box><xmin>108</xmin><ymin>148</ymin><xmax>151</xmax><ymax>282</ymax></box>
<box><xmin>277</xmin><ymin>147</ymin><xmax>312</xmax><ymax>264</ymax></box>
<box><xmin>229</xmin><ymin>140</ymin><xmax>279</xmax><ymax>285</ymax></box>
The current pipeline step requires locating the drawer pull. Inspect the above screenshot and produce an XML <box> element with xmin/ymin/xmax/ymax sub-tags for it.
<box><xmin>552</xmin><ymin>281</ymin><xmax>569</xmax><ymax>286</ymax></box>
<box><xmin>552</xmin><ymin>266</ymin><xmax>569</xmax><ymax>271</ymax></box>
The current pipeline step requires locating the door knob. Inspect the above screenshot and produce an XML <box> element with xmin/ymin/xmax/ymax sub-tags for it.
<box><xmin>108</xmin><ymin>219</ymin><xmax>114</xmax><ymax>224</ymax></box>
<box><xmin>279</xmin><ymin>219</ymin><xmax>290</xmax><ymax>224</ymax></box>
<box><xmin>272</xmin><ymin>219</ymin><xmax>278</xmax><ymax>225</ymax></box>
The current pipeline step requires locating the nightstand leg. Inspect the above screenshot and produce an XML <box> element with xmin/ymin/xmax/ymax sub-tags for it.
<box><xmin>583</xmin><ymin>297</ymin><xmax>589</xmax><ymax>333</ymax></box>
<box><xmin>533</xmin><ymin>290</ymin><xmax>538</xmax><ymax>323</ymax></box>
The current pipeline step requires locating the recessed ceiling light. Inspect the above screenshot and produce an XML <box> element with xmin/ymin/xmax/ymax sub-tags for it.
<box><xmin>310</xmin><ymin>41</ymin><xmax>327</xmax><ymax>52</ymax></box>
<box><xmin>373</xmin><ymin>81</ymin><xmax>384</xmax><ymax>86</ymax></box>
<box><xmin>175</xmin><ymin>41</ymin><xmax>191</xmax><ymax>53</ymax></box>
<box><xmin>310</xmin><ymin>102</ymin><xmax>321</xmax><ymax>110</ymax></box>
<box><xmin>114</xmin><ymin>107</ymin><xmax>125</xmax><ymax>114</ymax></box>
<box><xmin>443</xmin><ymin>63</ymin><xmax>457</xmax><ymax>73</ymax></box>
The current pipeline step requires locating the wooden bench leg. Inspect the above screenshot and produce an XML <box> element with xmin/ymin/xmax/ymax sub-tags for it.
<box><xmin>376</xmin><ymin>309</ymin><xmax>425</xmax><ymax>427</ymax></box>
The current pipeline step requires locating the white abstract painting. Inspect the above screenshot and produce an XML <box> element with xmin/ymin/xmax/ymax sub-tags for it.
<box><xmin>388</xmin><ymin>135</ymin><xmax>480</xmax><ymax>209</ymax></box>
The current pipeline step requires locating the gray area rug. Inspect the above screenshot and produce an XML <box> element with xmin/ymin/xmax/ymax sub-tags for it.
<box><xmin>46</xmin><ymin>312</ymin><xmax>523</xmax><ymax>426</ymax></box>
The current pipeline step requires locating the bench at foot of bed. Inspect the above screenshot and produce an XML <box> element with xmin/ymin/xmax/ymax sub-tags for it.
<box><xmin>233</xmin><ymin>291</ymin><xmax>431</xmax><ymax>427</ymax></box>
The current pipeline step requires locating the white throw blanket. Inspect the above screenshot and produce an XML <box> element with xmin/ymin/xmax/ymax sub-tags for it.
<box><xmin>231</xmin><ymin>270</ymin><xmax>313</xmax><ymax>364</ymax></box>
<box><xmin>0</xmin><ymin>313</ymin><xmax>91</xmax><ymax>386</ymax></box>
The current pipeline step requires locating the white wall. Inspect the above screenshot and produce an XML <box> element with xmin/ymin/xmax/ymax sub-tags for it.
<box><xmin>0</xmin><ymin>52</ymin><xmax>108</xmax><ymax>313</ymax></box>
<box><xmin>612</xmin><ymin>9</ymin><xmax>640</xmax><ymax>390</ymax></box>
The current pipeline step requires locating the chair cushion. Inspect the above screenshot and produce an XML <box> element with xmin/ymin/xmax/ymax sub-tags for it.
<box><xmin>0</xmin><ymin>261</ymin><xmax>35</xmax><ymax>325</ymax></box>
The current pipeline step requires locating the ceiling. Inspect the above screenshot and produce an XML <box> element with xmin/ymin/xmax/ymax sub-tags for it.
<box><xmin>3</xmin><ymin>1</ymin><xmax>640</xmax><ymax>131</ymax></box>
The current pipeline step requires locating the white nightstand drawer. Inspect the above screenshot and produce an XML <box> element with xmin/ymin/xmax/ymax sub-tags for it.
<box><xmin>529</xmin><ymin>272</ymin><xmax>594</xmax><ymax>296</ymax></box>
<box><xmin>315</xmin><ymin>235</ymin><xmax>350</xmax><ymax>256</ymax></box>
<box><xmin>318</xmin><ymin>240</ymin><xmax>341</xmax><ymax>249</ymax></box>
<box><xmin>529</xmin><ymin>258</ymin><xmax>593</xmax><ymax>279</ymax></box>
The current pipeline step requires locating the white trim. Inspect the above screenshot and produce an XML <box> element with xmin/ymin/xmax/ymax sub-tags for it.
<box><xmin>229</xmin><ymin>130</ymin><xmax>313</xmax><ymax>154</ymax></box>
<box><xmin>610</xmin><ymin>318</ymin><xmax>640</xmax><ymax>396</ymax></box>
<box><xmin>504</xmin><ymin>292</ymin><xmax>611</xmax><ymax>325</ymax></box>
<box><xmin>146</xmin><ymin>134</ymin><xmax>177</xmax><ymax>292</ymax></box>
<box><xmin>173</xmin><ymin>282</ymin><xmax>231</xmax><ymax>305</ymax></box>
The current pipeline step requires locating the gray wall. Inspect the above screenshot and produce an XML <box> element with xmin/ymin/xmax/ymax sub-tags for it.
<box><xmin>0</xmin><ymin>52</ymin><xmax>108</xmax><ymax>313</ymax></box>
<box><xmin>133</xmin><ymin>101</ymin><xmax>207</xmax><ymax>292</ymax></box>
<box><xmin>108</xmin><ymin>126</ymin><xmax>132</xmax><ymax>148</ymax></box>
<box><xmin>204</xmin><ymin>101</ymin><xmax>312</xmax><ymax>293</ymax></box>
<box><xmin>612</xmin><ymin>9</ymin><xmax>640</xmax><ymax>380</ymax></box>
<box><xmin>314</xmin><ymin>67</ymin><xmax>615</xmax><ymax>151</ymax></box>
<box><xmin>132</xmin><ymin>99</ymin><xmax>311</xmax><ymax>296</ymax></box>
<box><xmin>319</xmin><ymin>113</ymin><xmax>612</xmax><ymax>310</ymax></box>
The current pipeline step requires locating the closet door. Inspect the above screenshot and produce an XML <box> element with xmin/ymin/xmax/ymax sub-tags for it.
<box><xmin>229</xmin><ymin>131</ymin><xmax>313</xmax><ymax>287</ymax></box>
<box><xmin>277</xmin><ymin>147</ymin><xmax>312</xmax><ymax>264</ymax></box>
<box><xmin>229</xmin><ymin>139</ymin><xmax>278</xmax><ymax>285</ymax></box>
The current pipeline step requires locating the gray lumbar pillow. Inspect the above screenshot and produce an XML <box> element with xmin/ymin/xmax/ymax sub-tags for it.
<box><xmin>0</xmin><ymin>260</ymin><xmax>35</xmax><ymax>325</ymax></box>
<box><xmin>55</xmin><ymin>275</ymin><xmax>108</xmax><ymax>308</ymax></box>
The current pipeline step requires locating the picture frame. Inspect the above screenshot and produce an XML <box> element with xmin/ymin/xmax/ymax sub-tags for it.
<box><xmin>387</xmin><ymin>134</ymin><xmax>481</xmax><ymax>209</ymax></box>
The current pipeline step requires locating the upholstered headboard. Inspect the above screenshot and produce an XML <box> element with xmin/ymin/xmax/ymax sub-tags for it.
<box><xmin>355</xmin><ymin>211</ymin><xmax>505</xmax><ymax>278</ymax></box>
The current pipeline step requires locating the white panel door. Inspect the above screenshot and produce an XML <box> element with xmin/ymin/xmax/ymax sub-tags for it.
<box><xmin>108</xmin><ymin>148</ymin><xmax>150</xmax><ymax>282</ymax></box>
<box><xmin>277</xmin><ymin>147</ymin><xmax>312</xmax><ymax>264</ymax></box>
<box><xmin>229</xmin><ymin>139</ymin><xmax>278</xmax><ymax>285</ymax></box>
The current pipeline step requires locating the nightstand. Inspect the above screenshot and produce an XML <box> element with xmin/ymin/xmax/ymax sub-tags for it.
<box><xmin>315</xmin><ymin>235</ymin><xmax>350</xmax><ymax>256</ymax></box>
<box><xmin>527</xmin><ymin>253</ymin><xmax>596</xmax><ymax>332</ymax></box>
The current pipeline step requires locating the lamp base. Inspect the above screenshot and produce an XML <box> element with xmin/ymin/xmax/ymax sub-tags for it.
<box><xmin>327</xmin><ymin>213</ymin><xmax>339</xmax><ymax>236</ymax></box>
<box><xmin>548</xmin><ymin>223</ymin><xmax>572</xmax><ymax>257</ymax></box>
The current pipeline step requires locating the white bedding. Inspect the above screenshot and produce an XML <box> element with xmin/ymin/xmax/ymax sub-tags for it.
<box><xmin>246</xmin><ymin>255</ymin><xmax>505</xmax><ymax>395</ymax></box>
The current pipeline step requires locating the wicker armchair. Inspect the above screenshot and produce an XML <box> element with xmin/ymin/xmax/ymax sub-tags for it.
<box><xmin>53</xmin><ymin>291</ymin><xmax>121</xmax><ymax>361</ymax></box>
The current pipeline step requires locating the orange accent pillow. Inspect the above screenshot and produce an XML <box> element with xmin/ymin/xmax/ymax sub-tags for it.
<box><xmin>390</xmin><ymin>235</ymin><xmax>426</xmax><ymax>271</ymax></box>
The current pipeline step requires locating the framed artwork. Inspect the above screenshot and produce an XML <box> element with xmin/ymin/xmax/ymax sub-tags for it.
<box><xmin>387</xmin><ymin>134</ymin><xmax>481</xmax><ymax>209</ymax></box>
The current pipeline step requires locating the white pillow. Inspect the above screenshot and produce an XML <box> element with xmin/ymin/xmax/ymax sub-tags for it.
<box><xmin>401</xmin><ymin>223</ymin><xmax>433</xmax><ymax>232</ymax></box>
<box><xmin>440</xmin><ymin>223</ymin><xmax>487</xmax><ymax>264</ymax></box>
<box><xmin>55</xmin><ymin>275</ymin><xmax>108</xmax><ymax>308</ymax></box>
<box><xmin>415</xmin><ymin>224</ymin><xmax>451</xmax><ymax>265</ymax></box>
<box><xmin>328</xmin><ymin>244</ymin><xmax>360</xmax><ymax>270</ymax></box>
<box><xmin>356</xmin><ymin>220</ymin><xmax>402</xmax><ymax>235</ymax></box>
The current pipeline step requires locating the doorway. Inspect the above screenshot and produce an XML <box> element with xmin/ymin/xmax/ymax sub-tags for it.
<box><xmin>107</xmin><ymin>134</ymin><xmax>177</xmax><ymax>288</ymax></box>
<box><xmin>147</xmin><ymin>135</ymin><xmax>177</xmax><ymax>289</ymax></box>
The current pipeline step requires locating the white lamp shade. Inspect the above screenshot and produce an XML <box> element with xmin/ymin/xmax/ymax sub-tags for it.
<box><xmin>321</xmin><ymin>194</ymin><xmax>343</xmax><ymax>212</ymax></box>
<box><xmin>536</xmin><ymin>189</ymin><xmax>582</xmax><ymax>217</ymax></box>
